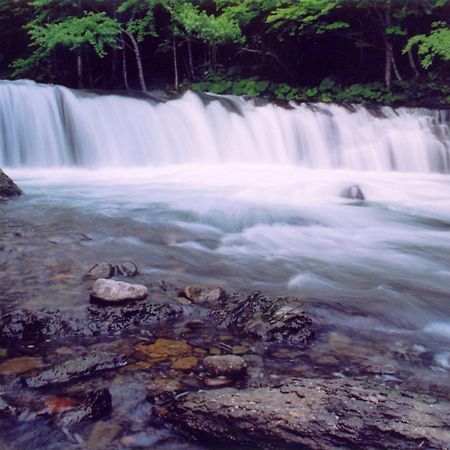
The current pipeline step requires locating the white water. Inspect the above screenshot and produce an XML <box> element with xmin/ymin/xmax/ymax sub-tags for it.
<box><xmin>1</xmin><ymin>79</ymin><xmax>449</xmax><ymax>171</ymax></box>
<box><xmin>1</xmin><ymin>79</ymin><xmax>450</xmax><ymax>343</ymax></box>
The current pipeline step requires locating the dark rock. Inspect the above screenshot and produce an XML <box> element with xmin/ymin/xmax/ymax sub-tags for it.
<box><xmin>114</xmin><ymin>261</ymin><xmax>138</xmax><ymax>277</ymax></box>
<box><xmin>0</xmin><ymin>169</ymin><xmax>22</xmax><ymax>198</ymax></box>
<box><xmin>90</xmin><ymin>279</ymin><xmax>148</xmax><ymax>304</ymax></box>
<box><xmin>59</xmin><ymin>389</ymin><xmax>112</xmax><ymax>427</ymax></box>
<box><xmin>0</xmin><ymin>303</ymin><xmax>182</xmax><ymax>342</ymax></box>
<box><xmin>85</xmin><ymin>262</ymin><xmax>114</xmax><ymax>280</ymax></box>
<box><xmin>211</xmin><ymin>292</ymin><xmax>313</xmax><ymax>345</ymax></box>
<box><xmin>203</xmin><ymin>355</ymin><xmax>247</xmax><ymax>378</ymax></box>
<box><xmin>24</xmin><ymin>351</ymin><xmax>127</xmax><ymax>388</ymax></box>
<box><xmin>158</xmin><ymin>377</ymin><xmax>450</xmax><ymax>450</ymax></box>
<box><xmin>0</xmin><ymin>396</ymin><xmax>16</xmax><ymax>416</ymax></box>
<box><xmin>341</xmin><ymin>184</ymin><xmax>365</xmax><ymax>201</ymax></box>
<box><xmin>179</xmin><ymin>286</ymin><xmax>225</xmax><ymax>303</ymax></box>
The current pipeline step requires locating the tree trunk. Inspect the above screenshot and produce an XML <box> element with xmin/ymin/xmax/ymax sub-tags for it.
<box><xmin>77</xmin><ymin>50</ymin><xmax>83</xmax><ymax>89</ymax></box>
<box><xmin>407</xmin><ymin>48</ymin><xmax>420</xmax><ymax>78</ymax></box>
<box><xmin>121</xmin><ymin>36</ymin><xmax>130</xmax><ymax>90</ymax></box>
<box><xmin>187</xmin><ymin>39</ymin><xmax>195</xmax><ymax>81</ymax></box>
<box><xmin>173</xmin><ymin>37</ymin><xmax>179</xmax><ymax>91</ymax></box>
<box><xmin>127</xmin><ymin>32</ymin><xmax>147</xmax><ymax>92</ymax></box>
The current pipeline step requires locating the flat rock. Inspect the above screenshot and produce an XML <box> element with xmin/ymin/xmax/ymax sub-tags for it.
<box><xmin>0</xmin><ymin>169</ymin><xmax>22</xmax><ymax>198</ymax></box>
<box><xmin>91</xmin><ymin>278</ymin><xmax>148</xmax><ymax>304</ymax></box>
<box><xmin>211</xmin><ymin>291</ymin><xmax>313</xmax><ymax>345</ymax></box>
<box><xmin>24</xmin><ymin>351</ymin><xmax>126</xmax><ymax>388</ymax></box>
<box><xmin>0</xmin><ymin>303</ymin><xmax>182</xmax><ymax>341</ymax></box>
<box><xmin>158</xmin><ymin>377</ymin><xmax>450</xmax><ymax>450</ymax></box>
<box><xmin>203</xmin><ymin>355</ymin><xmax>247</xmax><ymax>378</ymax></box>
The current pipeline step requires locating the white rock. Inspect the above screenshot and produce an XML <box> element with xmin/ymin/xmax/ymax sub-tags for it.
<box><xmin>90</xmin><ymin>278</ymin><xmax>148</xmax><ymax>304</ymax></box>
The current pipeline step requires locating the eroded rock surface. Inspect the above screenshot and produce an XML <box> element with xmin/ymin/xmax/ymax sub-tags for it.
<box><xmin>158</xmin><ymin>377</ymin><xmax>450</xmax><ymax>450</ymax></box>
<box><xmin>211</xmin><ymin>291</ymin><xmax>313</xmax><ymax>345</ymax></box>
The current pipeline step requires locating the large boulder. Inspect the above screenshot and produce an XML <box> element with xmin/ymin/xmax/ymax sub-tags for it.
<box><xmin>158</xmin><ymin>377</ymin><xmax>450</xmax><ymax>450</ymax></box>
<box><xmin>211</xmin><ymin>292</ymin><xmax>313</xmax><ymax>345</ymax></box>
<box><xmin>0</xmin><ymin>169</ymin><xmax>22</xmax><ymax>198</ymax></box>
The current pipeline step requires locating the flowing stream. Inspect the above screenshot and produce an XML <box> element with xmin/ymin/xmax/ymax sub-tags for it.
<box><xmin>1</xmin><ymin>78</ymin><xmax>450</xmax><ymax>362</ymax></box>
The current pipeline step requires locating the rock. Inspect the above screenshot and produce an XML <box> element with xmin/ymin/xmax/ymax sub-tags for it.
<box><xmin>341</xmin><ymin>184</ymin><xmax>365</xmax><ymax>201</ymax></box>
<box><xmin>138</xmin><ymin>339</ymin><xmax>191</xmax><ymax>360</ymax></box>
<box><xmin>114</xmin><ymin>261</ymin><xmax>138</xmax><ymax>277</ymax></box>
<box><xmin>86</xmin><ymin>421</ymin><xmax>122</xmax><ymax>450</ymax></box>
<box><xmin>211</xmin><ymin>292</ymin><xmax>313</xmax><ymax>345</ymax></box>
<box><xmin>0</xmin><ymin>356</ymin><xmax>44</xmax><ymax>376</ymax></box>
<box><xmin>90</xmin><ymin>279</ymin><xmax>148</xmax><ymax>304</ymax></box>
<box><xmin>179</xmin><ymin>286</ymin><xmax>225</xmax><ymax>303</ymax></box>
<box><xmin>232</xmin><ymin>346</ymin><xmax>248</xmax><ymax>355</ymax></box>
<box><xmin>0</xmin><ymin>396</ymin><xmax>16</xmax><ymax>416</ymax></box>
<box><xmin>203</xmin><ymin>377</ymin><xmax>233</xmax><ymax>388</ymax></box>
<box><xmin>158</xmin><ymin>377</ymin><xmax>450</xmax><ymax>450</ymax></box>
<box><xmin>85</xmin><ymin>263</ymin><xmax>114</xmax><ymax>280</ymax></box>
<box><xmin>0</xmin><ymin>169</ymin><xmax>22</xmax><ymax>198</ymax></box>
<box><xmin>59</xmin><ymin>389</ymin><xmax>112</xmax><ymax>427</ymax></box>
<box><xmin>0</xmin><ymin>304</ymin><xmax>182</xmax><ymax>341</ymax></box>
<box><xmin>148</xmin><ymin>378</ymin><xmax>183</xmax><ymax>396</ymax></box>
<box><xmin>24</xmin><ymin>351</ymin><xmax>126</xmax><ymax>388</ymax></box>
<box><xmin>171</xmin><ymin>356</ymin><xmax>198</xmax><ymax>371</ymax></box>
<box><xmin>203</xmin><ymin>355</ymin><xmax>247</xmax><ymax>378</ymax></box>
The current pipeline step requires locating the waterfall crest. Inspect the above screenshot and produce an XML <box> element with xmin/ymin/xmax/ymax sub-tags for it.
<box><xmin>1</xmin><ymin>79</ymin><xmax>449</xmax><ymax>172</ymax></box>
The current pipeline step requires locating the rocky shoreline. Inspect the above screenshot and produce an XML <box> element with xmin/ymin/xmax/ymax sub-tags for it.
<box><xmin>1</xmin><ymin>173</ymin><xmax>450</xmax><ymax>449</ymax></box>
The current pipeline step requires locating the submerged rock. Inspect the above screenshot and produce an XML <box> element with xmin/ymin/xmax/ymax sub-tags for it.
<box><xmin>0</xmin><ymin>169</ymin><xmax>22</xmax><ymax>198</ymax></box>
<box><xmin>203</xmin><ymin>355</ymin><xmax>247</xmax><ymax>378</ymax></box>
<box><xmin>24</xmin><ymin>351</ymin><xmax>126</xmax><ymax>388</ymax></box>
<box><xmin>0</xmin><ymin>356</ymin><xmax>44</xmax><ymax>376</ymax></box>
<box><xmin>211</xmin><ymin>292</ymin><xmax>313</xmax><ymax>345</ymax></box>
<box><xmin>0</xmin><ymin>303</ymin><xmax>182</xmax><ymax>341</ymax></box>
<box><xmin>90</xmin><ymin>278</ymin><xmax>148</xmax><ymax>304</ymax></box>
<box><xmin>159</xmin><ymin>377</ymin><xmax>450</xmax><ymax>450</ymax></box>
<box><xmin>85</xmin><ymin>262</ymin><xmax>114</xmax><ymax>280</ymax></box>
<box><xmin>341</xmin><ymin>184</ymin><xmax>365</xmax><ymax>200</ymax></box>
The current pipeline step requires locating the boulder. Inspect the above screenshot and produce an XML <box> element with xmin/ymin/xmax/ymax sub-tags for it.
<box><xmin>341</xmin><ymin>184</ymin><xmax>365</xmax><ymax>201</ymax></box>
<box><xmin>211</xmin><ymin>292</ymin><xmax>313</xmax><ymax>345</ymax></box>
<box><xmin>0</xmin><ymin>169</ymin><xmax>22</xmax><ymax>198</ymax></box>
<box><xmin>203</xmin><ymin>355</ymin><xmax>247</xmax><ymax>378</ymax></box>
<box><xmin>90</xmin><ymin>278</ymin><xmax>148</xmax><ymax>304</ymax></box>
<box><xmin>158</xmin><ymin>377</ymin><xmax>450</xmax><ymax>450</ymax></box>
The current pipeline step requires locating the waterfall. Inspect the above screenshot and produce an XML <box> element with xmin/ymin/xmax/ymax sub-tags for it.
<box><xmin>1</xmin><ymin>79</ymin><xmax>449</xmax><ymax>172</ymax></box>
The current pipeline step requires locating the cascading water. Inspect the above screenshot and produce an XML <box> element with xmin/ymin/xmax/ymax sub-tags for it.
<box><xmin>1</xmin><ymin>79</ymin><xmax>449</xmax><ymax>172</ymax></box>
<box><xmin>1</xmin><ymin>79</ymin><xmax>450</xmax><ymax>358</ymax></box>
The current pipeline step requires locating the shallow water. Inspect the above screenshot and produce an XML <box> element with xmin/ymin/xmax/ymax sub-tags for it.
<box><xmin>3</xmin><ymin>165</ymin><xmax>450</xmax><ymax>343</ymax></box>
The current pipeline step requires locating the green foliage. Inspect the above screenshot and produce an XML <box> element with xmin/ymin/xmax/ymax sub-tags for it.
<box><xmin>404</xmin><ymin>22</ymin><xmax>450</xmax><ymax>68</ymax></box>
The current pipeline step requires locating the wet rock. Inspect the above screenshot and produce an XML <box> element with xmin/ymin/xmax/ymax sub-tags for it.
<box><xmin>138</xmin><ymin>338</ymin><xmax>191</xmax><ymax>360</ymax></box>
<box><xmin>59</xmin><ymin>389</ymin><xmax>112</xmax><ymax>427</ymax></box>
<box><xmin>203</xmin><ymin>377</ymin><xmax>233</xmax><ymax>388</ymax></box>
<box><xmin>179</xmin><ymin>286</ymin><xmax>225</xmax><ymax>303</ymax></box>
<box><xmin>85</xmin><ymin>263</ymin><xmax>114</xmax><ymax>280</ymax></box>
<box><xmin>114</xmin><ymin>261</ymin><xmax>138</xmax><ymax>277</ymax></box>
<box><xmin>341</xmin><ymin>184</ymin><xmax>365</xmax><ymax>200</ymax></box>
<box><xmin>0</xmin><ymin>169</ymin><xmax>22</xmax><ymax>198</ymax></box>
<box><xmin>0</xmin><ymin>396</ymin><xmax>16</xmax><ymax>416</ymax></box>
<box><xmin>86</xmin><ymin>421</ymin><xmax>122</xmax><ymax>450</ymax></box>
<box><xmin>90</xmin><ymin>278</ymin><xmax>148</xmax><ymax>304</ymax></box>
<box><xmin>0</xmin><ymin>303</ymin><xmax>182</xmax><ymax>341</ymax></box>
<box><xmin>0</xmin><ymin>356</ymin><xmax>44</xmax><ymax>376</ymax></box>
<box><xmin>212</xmin><ymin>292</ymin><xmax>313</xmax><ymax>345</ymax></box>
<box><xmin>171</xmin><ymin>356</ymin><xmax>198</xmax><ymax>371</ymax></box>
<box><xmin>232</xmin><ymin>346</ymin><xmax>248</xmax><ymax>355</ymax></box>
<box><xmin>159</xmin><ymin>377</ymin><xmax>450</xmax><ymax>450</ymax></box>
<box><xmin>148</xmin><ymin>378</ymin><xmax>183</xmax><ymax>396</ymax></box>
<box><xmin>24</xmin><ymin>351</ymin><xmax>127</xmax><ymax>388</ymax></box>
<box><xmin>203</xmin><ymin>355</ymin><xmax>247</xmax><ymax>378</ymax></box>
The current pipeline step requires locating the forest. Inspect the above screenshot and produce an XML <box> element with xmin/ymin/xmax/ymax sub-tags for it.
<box><xmin>0</xmin><ymin>1</ymin><xmax>449</xmax><ymax>105</ymax></box>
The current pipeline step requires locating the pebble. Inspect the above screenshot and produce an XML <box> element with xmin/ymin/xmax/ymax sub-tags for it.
<box><xmin>171</xmin><ymin>356</ymin><xmax>198</xmax><ymax>371</ymax></box>
<box><xmin>203</xmin><ymin>355</ymin><xmax>247</xmax><ymax>378</ymax></box>
<box><xmin>203</xmin><ymin>377</ymin><xmax>233</xmax><ymax>388</ymax></box>
<box><xmin>90</xmin><ymin>278</ymin><xmax>148</xmax><ymax>304</ymax></box>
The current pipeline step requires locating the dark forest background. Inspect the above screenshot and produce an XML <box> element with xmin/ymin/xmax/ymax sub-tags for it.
<box><xmin>0</xmin><ymin>0</ymin><xmax>449</xmax><ymax>105</ymax></box>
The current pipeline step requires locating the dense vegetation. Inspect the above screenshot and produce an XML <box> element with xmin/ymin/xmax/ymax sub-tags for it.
<box><xmin>1</xmin><ymin>0</ymin><xmax>449</xmax><ymax>105</ymax></box>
